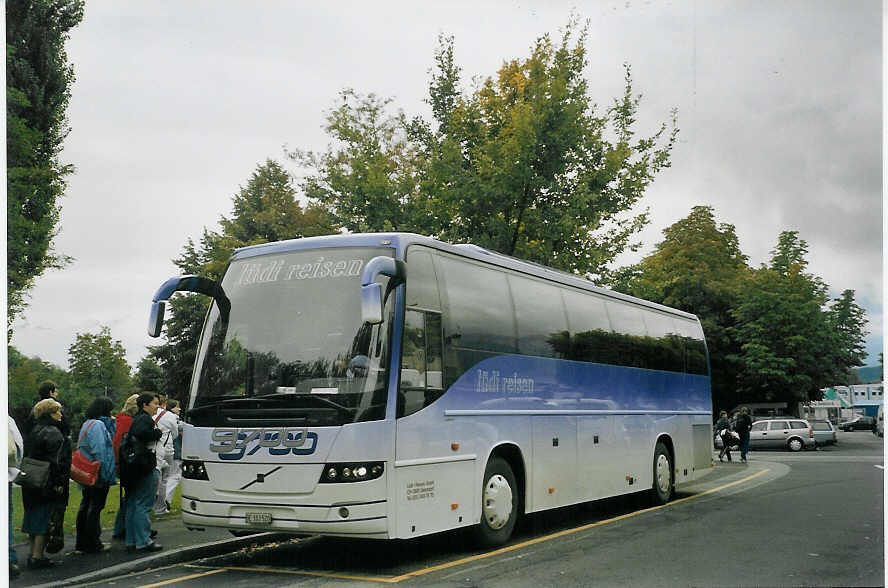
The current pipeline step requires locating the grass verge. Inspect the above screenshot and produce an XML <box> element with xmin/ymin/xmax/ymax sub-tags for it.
<box><xmin>11</xmin><ymin>481</ymin><xmax>182</xmax><ymax>544</ymax></box>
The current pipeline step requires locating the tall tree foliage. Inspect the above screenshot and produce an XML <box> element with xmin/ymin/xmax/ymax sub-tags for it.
<box><xmin>294</xmin><ymin>20</ymin><xmax>678</xmax><ymax>278</ymax></box>
<box><xmin>148</xmin><ymin>160</ymin><xmax>339</xmax><ymax>400</ymax></box>
<box><xmin>828</xmin><ymin>289</ymin><xmax>869</xmax><ymax>382</ymax></box>
<box><xmin>6</xmin><ymin>0</ymin><xmax>84</xmax><ymax>335</ymax></box>
<box><xmin>615</xmin><ymin>210</ymin><xmax>871</xmax><ymax>415</ymax></box>
<box><xmin>67</xmin><ymin>326</ymin><xmax>133</xmax><ymax>399</ymax></box>
<box><xmin>66</xmin><ymin>326</ymin><xmax>134</xmax><ymax>427</ymax></box>
<box><xmin>611</xmin><ymin>206</ymin><xmax>748</xmax><ymax>414</ymax></box>
<box><xmin>729</xmin><ymin>232</ymin><xmax>843</xmax><ymax>414</ymax></box>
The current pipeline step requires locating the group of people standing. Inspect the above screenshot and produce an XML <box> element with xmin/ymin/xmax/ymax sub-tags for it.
<box><xmin>714</xmin><ymin>407</ymin><xmax>753</xmax><ymax>463</ymax></box>
<box><xmin>8</xmin><ymin>382</ymin><xmax>183</xmax><ymax>577</ymax></box>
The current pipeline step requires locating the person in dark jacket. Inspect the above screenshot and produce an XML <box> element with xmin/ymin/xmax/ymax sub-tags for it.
<box><xmin>74</xmin><ymin>397</ymin><xmax>117</xmax><ymax>553</ymax></box>
<box><xmin>21</xmin><ymin>380</ymin><xmax>71</xmax><ymax>555</ymax></box>
<box><xmin>21</xmin><ymin>381</ymin><xmax>70</xmax><ymax>439</ymax></box>
<box><xmin>714</xmin><ymin>410</ymin><xmax>733</xmax><ymax>462</ymax></box>
<box><xmin>21</xmin><ymin>399</ymin><xmax>71</xmax><ymax>569</ymax></box>
<box><xmin>734</xmin><ymin>407</ymin><xmax>753</xmax><ymax>463</ymax></box>
<box><xmin>125</xmin><ymin>394</ymin><xmax>163</xmax><ymax>552</ymax></box>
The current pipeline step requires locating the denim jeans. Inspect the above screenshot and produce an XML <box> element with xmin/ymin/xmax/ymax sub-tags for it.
<box><xmin>113</xmin><ymin>492</ymin><xmax>126</xmax><ymax>537</ymax></box>
<box><xmin>75</xmin><ymin>485</ymin><xmax>111</xmax><ymax>549</ymax></box>
<box><xmin>125</xmin><ymin>470</ymin><xmax>159</xmax><ymax>548</ymax></box>
<box><xmin>9</xmin><ymin>483</ymin><xmax>17</xmax><ymax>565</ymax></box>
<box><xmin>740</xmin><ymin>436</ymin><xmax>750</xmax><ymax>460</ymax></box>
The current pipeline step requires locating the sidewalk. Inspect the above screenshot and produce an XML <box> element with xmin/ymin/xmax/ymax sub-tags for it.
<box><xmin>10</xmin><ymin>510</ymin><xmax>288</xmax><ymax>588</ymax></box>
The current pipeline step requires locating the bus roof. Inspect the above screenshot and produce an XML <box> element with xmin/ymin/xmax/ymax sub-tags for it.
<box><xmin>232</xmin><ymin>232</ymin><xmax>699</xmax><ymax>322</ymax></box>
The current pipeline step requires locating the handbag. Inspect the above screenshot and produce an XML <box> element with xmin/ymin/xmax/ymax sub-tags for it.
<box><xmin>14</xmin><ymin>456</ymin><xmax>51</xmax><ymax>490</ymax></box>
<box><xmin>70</xmin><ymin>421</ymin><xmax>101</xmax><ymax>487</ymax></box>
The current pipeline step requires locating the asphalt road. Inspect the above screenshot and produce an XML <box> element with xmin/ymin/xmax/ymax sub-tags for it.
<box><xmin>44</xmin><ymin>431</ymin><xmax>887</xmax><ymax>587</ymax></box>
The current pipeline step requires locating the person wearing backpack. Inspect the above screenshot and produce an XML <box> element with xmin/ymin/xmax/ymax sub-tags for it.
<box><xmin>123</xmin><ymin>394</ymin><xmax>163</xmax><ymax>553</ymax></box>
<box><xmin>73</xmin><ymin>397</ymin><xmax>117</xmax><ymax>553</ymax></box>
<box><xmin>111</xmin><ymin>394</ymin><xmax>139</xmax><ymax>541</ymax></box>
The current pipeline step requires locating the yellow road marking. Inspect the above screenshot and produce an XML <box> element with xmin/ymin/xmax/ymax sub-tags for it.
<box><xmin>189</xmin><ymin>469</ymin><xmax>770</xmax><ymax>584</ymax></box>
<box><xmin>389</xmin><ymin>468</ymin><xmax>770</xmax><ymax>582</ymax></box>
<box><xmin>138</xmin><ymin>568</ymin><xmax>227</xmax><ymax>587</ymax></box>
<box><xmin>218</xmin><ymin>565</ymin><xmax>401</xmax><ymax>583</ymax></box>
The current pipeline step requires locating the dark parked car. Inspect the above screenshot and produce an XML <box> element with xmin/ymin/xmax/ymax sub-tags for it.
<box><xmin>839</xmin><ymin>416</ymin><xmax>875</xmax><ymax>431</ymax></box>
<box><xmin>810</xmin><ymin>419</ymin><xmax>836</xmax><ymax>446</ymax></box>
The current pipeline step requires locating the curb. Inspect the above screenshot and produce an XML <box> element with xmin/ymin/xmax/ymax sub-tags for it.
<box><xmin>28</xmin><ymin>532</ymin><xmax>293</xmax><ymax>588</ymax></box>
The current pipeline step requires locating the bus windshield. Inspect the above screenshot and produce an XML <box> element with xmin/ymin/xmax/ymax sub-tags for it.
<box><xmin>188</xmin><ymin>247</ymin><xmax>393</xmax><ymax>428</ymax></box>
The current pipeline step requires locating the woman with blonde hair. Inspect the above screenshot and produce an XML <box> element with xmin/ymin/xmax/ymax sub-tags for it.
<box><xmin>111</xmin><ymin>394</ymin><xmax>140</xmax><ymax>540</ymax></box>
<box><xmin>21</xmin><ymin>399</ymin><xmax>71</xmax><ymax>568</ymax></box>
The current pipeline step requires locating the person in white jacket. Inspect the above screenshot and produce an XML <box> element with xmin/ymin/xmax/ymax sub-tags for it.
<box><xmin>151</xmin><ymin>396</ymin><xmax>179</xmax><ymax>515</ymax></box>
<box><xmin>163</xmin><ymin>401</ymin><xmax>183</xmax><ymax>507</ymax></box>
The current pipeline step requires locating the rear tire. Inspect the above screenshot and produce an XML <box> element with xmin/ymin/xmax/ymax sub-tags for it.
<box><xmin>474</xmin><ymin>457</ymin><xmax>518</xmax><ymax>547</ymax></box>
<box><xmin>787</xmin><ymin>437</ymin><xmax>804</xmax><ymax>452</ymax></box>
<box><xmin>651</xmin><ymin>442</ymin><xmax>674</xmax><ymax>505</ymax></box>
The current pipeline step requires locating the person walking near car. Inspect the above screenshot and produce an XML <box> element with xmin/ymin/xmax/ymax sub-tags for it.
<box><xmin>714</xmin><ymin>410</ymin><xmax>733</xmax><ymax>462</ymax></box>
<box><xmin>9</xmin><ymin>415</ymin><xmax>24</xmax><ymax>578</ymax></box>
<box><xmin>111</xmin><ymin>394</ymin><xmax>139</xmax><ymax>540</ymax></box>
<box><xmin>735</xmin><ymin>406</ymin><xmax>753</xmax><ymax>463</ymax></box>
<box><xmin>21</xmin><ymin>398</ymin><xmax>71</xmax><ymax>569</ymax></box>
<box><xmin>74</xmin><ymin>397</ymin><xmax>117</xmax><ymax>553</ymax></box>
<box><xmin>125</xmin><ymin>394</ymin><xmax>163</xmax><ymax>552</ymax></box>
<box><xmin>152</xmin><ymin>395</ymin><xmax>179</xmax><ymax>515</ymax></box>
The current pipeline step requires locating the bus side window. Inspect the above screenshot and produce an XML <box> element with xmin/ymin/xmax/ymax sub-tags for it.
<box><xmin>399</xmin><ymin>309</ymin><xmax>445</xmax><ymax>418</ymax></box>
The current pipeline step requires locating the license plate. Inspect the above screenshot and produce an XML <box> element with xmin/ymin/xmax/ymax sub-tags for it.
<box><xmin>245</xmin><ymin>512</ymin><xmax>272</xmax><ymax>524</ymax></box>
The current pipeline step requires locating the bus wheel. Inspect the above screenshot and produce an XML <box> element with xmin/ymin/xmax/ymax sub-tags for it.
<box><xmin>474</xmin><ymin>457</ymin><xmax>518</xmax><ymax>547</ymax></box>
<box><xmin>651</xmin><ymin>442</ymin><xmax>674</xmax><ymax>505</ymax></box>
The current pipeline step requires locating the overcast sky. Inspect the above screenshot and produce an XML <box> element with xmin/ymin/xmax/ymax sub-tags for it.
<box><xmin>10</xmin><ymin>0</ymin><xmax>883</xmax><ymax>375</ymax></box>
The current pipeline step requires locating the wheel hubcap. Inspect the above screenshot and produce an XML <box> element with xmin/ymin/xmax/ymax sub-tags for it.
<box><xmin>656</xmin><ymin>454</ymin><xmax>671</xmax><ymax>495</ymax></box>
<box><xmin>790</xmin><ymin>439</ymin><xmax>802</xmax><ymax>451</ymax></box>
<box><xmin>482</xmin><ymin>474</ymin><xmax>513</xmax><ymax>530</ymax></box>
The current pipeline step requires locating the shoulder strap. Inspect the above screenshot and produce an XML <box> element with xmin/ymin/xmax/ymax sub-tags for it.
<box><xmin>154</xmin><ymin>409</ymin><xmax>168</xmax><ymax>424</ymax></box>
<box><xmin>78</xmin><ymin>420</ymin><xmax>96</xmax><ymax>445</ymax></box>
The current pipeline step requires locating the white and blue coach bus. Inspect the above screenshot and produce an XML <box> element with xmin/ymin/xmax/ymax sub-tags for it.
<box><xmin>147</xmin><ymin>233</ymin><xmax>712</xmax><ymax>546</ymax></box>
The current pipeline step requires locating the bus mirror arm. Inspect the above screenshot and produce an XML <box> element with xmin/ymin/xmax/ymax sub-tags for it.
<box><xmin>147</xmin><ymin>275</ymin><xmax>230</xmax><ymax>337</ymax></box>
<box><xmin>360</xmin><ymin>257</ymin><xmax>406</xmax><ymax>325</ymax></box>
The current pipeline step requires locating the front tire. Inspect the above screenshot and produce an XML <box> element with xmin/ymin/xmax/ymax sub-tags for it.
<box><xmin>651</xmin><ymin>442</ymin><xmax>674</xmax><ymax>505</ymax></box>
<box><xmin>474</xmin><ymin>457</ymin><xmax>518</xmax><ymax>547</ymax></box>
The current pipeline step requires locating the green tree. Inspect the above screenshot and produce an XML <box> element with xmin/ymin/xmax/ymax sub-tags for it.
<box><xmin>730</xmin><ymin>232</ymin><xmax>840</xmax><ymax>414</ymax></box>
<box><xmin>828</xmin><ymin>289</ymin><xmax>868</xmax><ymax>382</ymax></box>
<box><xmin>148</xmin><ymin>160</ymin><xmax>339</xmax><ymax>399</ymax></box>
<box><xmin>611</xmin><ymin>206</ymin><xmax>749</xmax><ymax>414</ymax></box>
<box><xmin>6</xmin><ymin>0</ymin><xmax>84</xmax><ymax>335</ymax></box>
<box><xmin>8</xmin><ymin>345</ymin><xmax>70</xmax><ymax>425</ymax></box>
<box><xmin>67</xmin><ymin>326</ymin><xmax>133</xmax><ymax>407</ymax></box>
<box><xmin>134</xmin><ymin>356</ymin><xmax>166</xmax><ymax>394</ymax></box>
<box><xmin>295</xmin><ymin>19</ymin><xmax>678</xmax><ymax>278</ymax></box>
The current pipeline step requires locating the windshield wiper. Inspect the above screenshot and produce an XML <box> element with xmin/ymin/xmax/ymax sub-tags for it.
<box><xmin>257</xmin><ymin>392</ymin><xmax>355</xmax><ymax>416</ymax></box>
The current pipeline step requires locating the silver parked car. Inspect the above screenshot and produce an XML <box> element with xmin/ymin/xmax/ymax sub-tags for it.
<box><xmin>748</xmin><ymin>418</ymin><xmax>815</xmax><ymax>452</ymax></box>
<box><xmin>810</xmin><ymin>419</ymin><xmax>837</xmax><ymax>446</ymax></box>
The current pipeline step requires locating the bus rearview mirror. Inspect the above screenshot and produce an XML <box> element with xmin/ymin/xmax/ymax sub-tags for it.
<box><xmin>360</xmin><ymin>256</ymin><xmax>406</xmax><ymax>325</ymax></box>
<box><xmin>148</xmin><ymin>301</ymin><xmax>165</xmax><ymax>337</ymax></box>
<box><xmin>361</xmin><ymin>283</ymin><xmax>383</xmax><ymax>325</ymax></box>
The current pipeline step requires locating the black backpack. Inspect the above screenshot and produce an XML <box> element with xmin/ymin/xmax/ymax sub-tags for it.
<box><xmin>118</xmin><ymin>432</ymin><xmax>155</xmax><ymax>487</ymax></box>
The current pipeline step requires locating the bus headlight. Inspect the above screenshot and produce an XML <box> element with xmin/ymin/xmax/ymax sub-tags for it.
<box><xmin>319</xmin><ymin>461</ymin><xmax>384</xmax><ymax>483</ymax></box>
<box><xmin>182</xmin><ymin>460</ymin><xmax>209</xmax><ymax>480</ymax></box>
